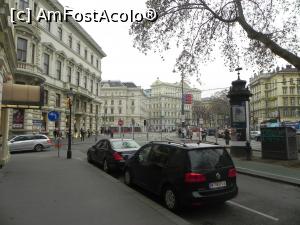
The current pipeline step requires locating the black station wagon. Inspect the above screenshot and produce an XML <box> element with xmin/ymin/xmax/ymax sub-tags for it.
<box><xmin>124</xmin><ymin>142</ymin><xmax>238</xmax><ymax>211</ymax></box>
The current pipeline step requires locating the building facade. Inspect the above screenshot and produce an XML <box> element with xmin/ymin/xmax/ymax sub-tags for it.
<box><xmin>11</xmin><ymin>0</ymin><xmax>106</xmax><ymax>137</ymax></box>
<box><xmin>99</xmin><ymin>81</ymin><xmax>149</xmax><ymax>132</ymax></box>
<box><xmin>148</xmin><ymin>79</ymin><xmax>201</xmax><ymax>131</ymax></box>
<box><xmin>249</xmin><ymin>65</ymin><xmax>300</xmax><ymax>129</ymax></box>
<box><xmin>0</xmin><ymin>0</ymin><xmax>17</xmax><ymax>166</ymax></box>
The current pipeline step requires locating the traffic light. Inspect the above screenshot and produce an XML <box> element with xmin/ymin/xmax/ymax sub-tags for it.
<box><xmin>66</xmin><ymin>97</ymin><xmax>72</xmax><ymax>108</ymax></box>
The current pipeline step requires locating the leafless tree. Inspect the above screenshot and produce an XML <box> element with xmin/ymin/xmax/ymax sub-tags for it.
<box><xmin>131</xmin><ymin>0</ymin><xmax>300</xmax><ymax>77</ymax></box>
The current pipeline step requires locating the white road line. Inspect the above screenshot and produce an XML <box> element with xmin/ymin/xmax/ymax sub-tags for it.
<box><xmin>237</xmin><ymin>167</ymin><xmax>300</xmax><ymax>181</ymax></box>
<box><xmin>228</xmin><ymin>201</ymin><xmax>279</xmax><ymax>222</ymax></box>
<box><xmin>75</xmin><ymin>157</ymin><xmax>83</xmax><ymax>161</ymax></box>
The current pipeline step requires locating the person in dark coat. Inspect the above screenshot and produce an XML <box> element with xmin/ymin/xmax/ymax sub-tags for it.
<box><xmin>80</xmin><ymin>128</ymin><xmax>85</xmax><ymax>141</ymax></box>
<box><xmin>224</xmin><ymin>129</ymin><xmax>230</xmax><ymax>145</ymax></box>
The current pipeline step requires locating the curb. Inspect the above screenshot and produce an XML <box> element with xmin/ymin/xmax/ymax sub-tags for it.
<box><xmin>236</xmin><ymin>167</ymin><xmax>300</xmax><ymax>187</ymax></box>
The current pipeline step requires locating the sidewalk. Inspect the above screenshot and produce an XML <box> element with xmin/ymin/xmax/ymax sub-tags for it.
<box><xmin>202</xmin><ymin>138</ymin><xmax>300</xmax><ymax>187</ymax></box>
<box><xmin>0</xmin><ymin>149</ymin><xmax>190</xmax><ymax>225</ymax></box>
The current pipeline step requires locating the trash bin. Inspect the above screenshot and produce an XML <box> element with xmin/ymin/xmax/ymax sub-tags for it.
<box><xmin>261</xmin><ymin>127</ymin><xmax>298</xmax><ymax>160</ymax></box>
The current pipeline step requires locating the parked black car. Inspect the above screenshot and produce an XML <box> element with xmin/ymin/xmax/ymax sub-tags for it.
<box><xmin>124</xmin><ymin>142</ymin><xmax>238</xmax><ymax>211</ymax></box>
<box><xmin>87</xmin><ymin>138</ymin><xmax>140</xmax><ymax>173</ymax></box>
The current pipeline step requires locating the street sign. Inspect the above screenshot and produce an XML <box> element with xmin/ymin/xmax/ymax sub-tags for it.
<box><xmin>48</xmin><ymin>111</ymin><xmax>60</xmax><ymax>122</ymax></box>
<box><xmin>199</xmin><ymin>118</ymin><xmax>204</xmax><ymax>125</ymax></box>
<box><xmin>118</xmin><ymin>119</ymin><xmax>124</xmax><ymax>126</ymax></box>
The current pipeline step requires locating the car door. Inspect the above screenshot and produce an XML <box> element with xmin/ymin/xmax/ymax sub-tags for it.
<box><xmin>130</xmin><ymin>144</ymin><xmax>152</xmax><ymax>188</ymax></box>
<box><xmin>95</xmin><ymin>140</ymin><xmax>108</xmax><ymax>164</ymax></box>
<box><xmin>89</xmin><ymin>140</ymin><xmax>102</xmax><ymax>162</ymax></box>
<box><xmin>23</xmin><ymin>135</ymin><xmax>35</xmax><ymax>150</ymax></box>
<box><xmin>146</xmin><ymin>144</ymin><xmax>172</xmax><ymax>194</ymax></box>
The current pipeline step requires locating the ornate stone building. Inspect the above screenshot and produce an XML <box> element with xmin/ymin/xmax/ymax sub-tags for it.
<box><xmin>148</xmin><ymin>78</ymin><xmax>201</xmax><ymax>131</ymax></box>
<box><xmin>250</xmin><ymin>65</ymin><xmax>300</xmax><ymax>129</ymax></box>
<box><xmin>0</xmin><ymin>0</ymin><xmax>17</xmax><ymax>166</ymax></box>
<box><xmin>11</xmin><ymin>0</ymin><xmax>106</xmax><ymax>136</ymax></box>
<box><xmin>99</xmin><ymin>80</ymin><xmax>149</xmax><ymax>132</ymax></box>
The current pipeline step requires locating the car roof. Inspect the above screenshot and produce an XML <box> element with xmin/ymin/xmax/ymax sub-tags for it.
<box><xmin>149</xmin><ymin>141</ymin><xmax>223</xmax><ymax>150</ymax></box>
<box><xmin>13</xmin><ymin>134</ymin><xmax>47</xmax><ymax>137</ymax></box>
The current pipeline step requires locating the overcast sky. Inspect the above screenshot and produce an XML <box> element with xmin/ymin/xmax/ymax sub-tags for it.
<box><xmin>57</xmin><ymin>0</ymin><xmax>277</xmax><ymax>97</ymax></box>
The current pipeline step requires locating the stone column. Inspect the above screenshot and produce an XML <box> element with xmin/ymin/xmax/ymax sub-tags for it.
<box><xmin>0</xmin><ymin>108</ymin><xmax>10</xmax><ymax>167</ymax></box>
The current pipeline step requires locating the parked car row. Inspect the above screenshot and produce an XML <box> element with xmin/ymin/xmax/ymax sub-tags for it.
<box><xmin>87</xmin><ymin>138</ymin><xmax>238</xmax><ymax>211</ymax></box>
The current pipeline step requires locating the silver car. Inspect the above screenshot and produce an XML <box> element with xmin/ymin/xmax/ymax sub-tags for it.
<box><xmin>8</xmin><ymin>134</ymin><xmax>52</xmax><ymax>152</ymax></box>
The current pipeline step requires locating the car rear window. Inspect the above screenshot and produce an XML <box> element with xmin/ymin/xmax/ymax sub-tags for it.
<box><xmin>111</xmin><ymin>140</ymin><xmax>140</xmax><ymax>150</ymax></box>
<box><xmin>188</xmin><ymin>148</ymin><xmax>233</xmax><ymax>171</ymax></box>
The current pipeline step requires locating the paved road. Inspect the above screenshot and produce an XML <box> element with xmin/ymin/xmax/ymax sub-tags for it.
<box><xmin>73</xmin><ymin>137</ymin><xmax>300</xmax><ymax>225</ymax></box>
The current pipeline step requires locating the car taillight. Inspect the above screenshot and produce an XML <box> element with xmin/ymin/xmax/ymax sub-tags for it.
<box><xmin>185</xmin><ymin>173</ymin><xmax>206</xmax><ymax>183</ymax></box>
<box><xmin>228</xmin><ymin>168</ymin><xmax>237</xmax><ymax>178</ymax></box>
<box><xmin>47</xmin><ymin>139</ymin><xmax>52</xmax><ymax>144</ymax></box>
<box><xmin>113</xmin><ymin>152</ymin><xmax>124</xmax><ymax>161</ymax></box>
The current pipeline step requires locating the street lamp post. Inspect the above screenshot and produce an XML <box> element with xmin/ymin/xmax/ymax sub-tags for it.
<box><xmin>67</xmin><ymin>88</ymin><xmax>74</xmax><ymax>159</ymax></box>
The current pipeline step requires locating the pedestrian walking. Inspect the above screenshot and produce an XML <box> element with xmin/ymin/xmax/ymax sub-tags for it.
<box><xmin>80</xmin><ymin>128</ymin><xmax>85</xmax><ymax>142</ymax></box>
<box><xmin>53</xmin><ymin>129</ymin><xmax>57</xmax><ymax>139</ymax></box>
<box><xmin>202</xmin><ymin>129</ymin><xmax>207</xmax><ymax>141</ymax></box>
<box><xmin>110</xmin><ymin>129</ymin><xmax>114</xmax><ymax>138</ymax></box>
<box><xmin>224</xmin><ymin>129</ymin><xmax>230</xmax><ymax>145</ymax></box>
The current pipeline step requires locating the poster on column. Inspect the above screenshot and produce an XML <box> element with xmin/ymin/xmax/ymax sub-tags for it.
<box><xmin>232</xmin><ymin>105</ymin><xmax>246</xmax><ymax>123</ymax></box>
<box><xmin>12</xmin><ymin>109</ymin><xmax>25</xmax><ymax>129</ymax></box>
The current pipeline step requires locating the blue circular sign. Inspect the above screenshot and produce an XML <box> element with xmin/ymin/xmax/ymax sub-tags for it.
<box><xmin>48</xmin><ymin>111</ymin><xmax>60</xmax><ymax>122</ymax></box>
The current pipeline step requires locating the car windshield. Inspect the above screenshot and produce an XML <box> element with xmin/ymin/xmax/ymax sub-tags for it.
<box><xmin>111</xmin><ymin>140</ymin><xmax>140</xmax><ymax>150</ymax></box>
<box><xmin>188</xmin><ymin>148</ymin><xmax>233</xmax><ymax>171</ymax></box>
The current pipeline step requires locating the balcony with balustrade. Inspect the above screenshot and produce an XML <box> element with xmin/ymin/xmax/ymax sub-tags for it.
<box><xmin>15</xmin><ymin>62</ymin><xmax>45</xmax><ymax>84</ymax></box>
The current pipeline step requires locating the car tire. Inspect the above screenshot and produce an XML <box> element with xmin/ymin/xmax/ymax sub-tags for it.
<box><xmin>103</xmin><ymin>159</ymin><xmax>110</xmax><ymax>173</ymax></box>
<box><xmin>34</xmin><ymin>144</ymin><xmax>43</xmax><ymax>152</ymax></box>
<box><xmin>124</xmin><ymin>168</ymin><xmax>133</xmax><ymax>186</ymax></box>
<box><xmin>163</xmin><ymin>186</ymin><xmax>179</xmax><ymax>212</ymax></box>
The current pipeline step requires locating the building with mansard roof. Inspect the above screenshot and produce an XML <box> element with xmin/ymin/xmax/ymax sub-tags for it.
<box><xmin>99</xmin><ymin>80</ymin><xmax>149</xmax><ymax>131</ymax></box>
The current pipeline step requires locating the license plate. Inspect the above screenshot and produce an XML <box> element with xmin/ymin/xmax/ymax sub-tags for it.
<box><xmin>209</xmin><ymin>181</ymin><xmax>227</xmax><ymax>189</ymax></box>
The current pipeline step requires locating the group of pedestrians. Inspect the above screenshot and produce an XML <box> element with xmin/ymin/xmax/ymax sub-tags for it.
<box><xmin>79</xmin><ymin>128</ymin><xmax>93</xmax><ymax>141</ymax></box>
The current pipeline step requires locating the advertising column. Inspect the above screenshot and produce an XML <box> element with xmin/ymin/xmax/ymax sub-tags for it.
<box><xmin>227</xmin><ymin>71</ymin><xmax>252</xmax><ymax>158</ymax></box>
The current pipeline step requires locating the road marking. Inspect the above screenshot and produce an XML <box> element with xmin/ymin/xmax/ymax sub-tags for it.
<box><xmin>228</xmin><ymin>201</ymin><xmax>279</xmax><ymax>222</ymax></box>
<box><xmin>75</xmin><ymin>157</ymin><xmax>83</xmax><ymax>161</ymax></box>
<box><xmin>237</xmin><ymin>167</ymin><xmax>300</xmax><ymax>181</ymax></box>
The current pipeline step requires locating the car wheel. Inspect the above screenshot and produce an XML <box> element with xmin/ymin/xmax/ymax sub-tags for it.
<box><xmin>163</xmin><ymin>186</ymin><xmax>179</xmax><ymax>211</ymax></box>
<box><xmin>124</xmin><ymin>168</ymin><xmax>133</xmax><ymax>186</ymax></box>
<box><xmin>103</xmin><ymin>159</ymin><xmax>110</xmax><ymax>173</ymax></box>
<box><xmin>34</xmin><ymin>144</ymin><xmax>43</xmax><ymax>152</ymax></box>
